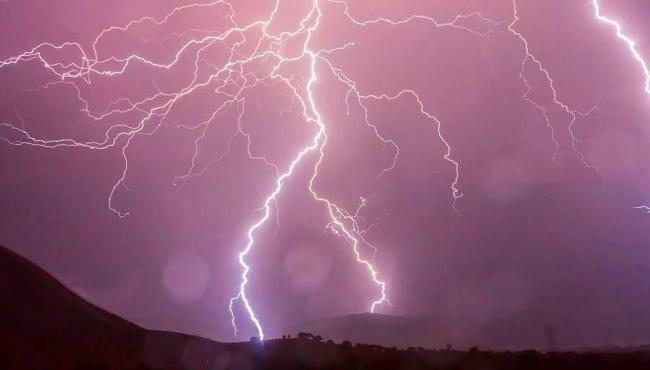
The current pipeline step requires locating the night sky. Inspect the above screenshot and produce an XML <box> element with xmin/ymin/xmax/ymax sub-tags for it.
<box><xmin>2</xmin><ymin>0</ymin><xmax>650</xmax><ymax>349</ymax></box>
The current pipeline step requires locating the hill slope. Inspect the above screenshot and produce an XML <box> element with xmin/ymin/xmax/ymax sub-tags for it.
<box><xmin>0</xmin><ymin>245</ymin><xmax>231</xmax><ymax>370</ymax></box>
<box><xmin>3</xmin><ymin>244</ymin><xmax>650</xmax><ymax>370</ymax></box>
<box><xmin>0</xmin><ymin>245</ymin><xmax>140</xmax><ymax>336</ymax></box>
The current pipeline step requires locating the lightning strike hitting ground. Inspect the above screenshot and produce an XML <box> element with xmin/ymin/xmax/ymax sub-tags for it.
<box><xmin>0</xmin><ymin>0</ymin><xmax>398</xmax><ymax>341</ymax></box>
<box><xmin>0</xmin><ymin>0</ymin><xmax>481</xmax><ymax>340</ymax></box>
<box><xmin>1</xmin><ymin>0</ymin><xmax>646</xmax><ymax>341</ymax></box>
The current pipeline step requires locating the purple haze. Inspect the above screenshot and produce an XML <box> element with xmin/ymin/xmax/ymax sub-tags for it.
<box><xmin>2</xmin><ymin>0</ymin><xmax>650</xmax><ymax>349</ymax></box>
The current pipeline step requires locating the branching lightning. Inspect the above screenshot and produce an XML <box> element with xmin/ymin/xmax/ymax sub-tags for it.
<box><xmin>0</xmin><ymin>0</ymin><xmax>484</xmax><ymax>341</ymax></box>
<box><xmin>507</xmin><ymin>0</ymin><xmax>601</xmax><ymax>174</ymax></box>
<box><xmin>2</xmin><ymin>0</ymin><xmax>647</xmax><ymax>341</ymax></box>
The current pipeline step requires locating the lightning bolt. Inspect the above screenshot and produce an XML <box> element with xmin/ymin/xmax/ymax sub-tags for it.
<box><xmin>228</xmin><ymin>1</ymin><xmax>326</xmax><ymax>340</ymax></box>
<box><xmin>0</xmin><ymin>0</ymin><xmax>395</xmax><ymax>342</ymax></box>
<box><xmin>590</xmin><ymin>0</ymin><xmax>650</xmax><ymax>212</ymax></box>
<box><xmin>3</xmin><ymin>0</ymin><xmax>643</xmax><ymax>342</ymax></box>
<box><xmin>592</xmin><ymin>0</ymin><xmax>650</xmax><ymax>96</ymax></box>
<box><xmin>0</xmin><ymin>0</ymin><xmax>526</xmax><ymax>341</ymax></box>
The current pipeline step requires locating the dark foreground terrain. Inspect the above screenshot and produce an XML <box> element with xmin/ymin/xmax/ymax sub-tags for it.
<box><xmin>2</xmin><ymin>244</ymin><xmax>650</xmax><ymax>370</ymax></box>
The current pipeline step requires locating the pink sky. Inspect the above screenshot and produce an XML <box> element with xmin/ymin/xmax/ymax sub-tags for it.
<box><xmin>2</xmin><ymin>0</ymin><xmax>650</xmax><ymax>348</ymax></box>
